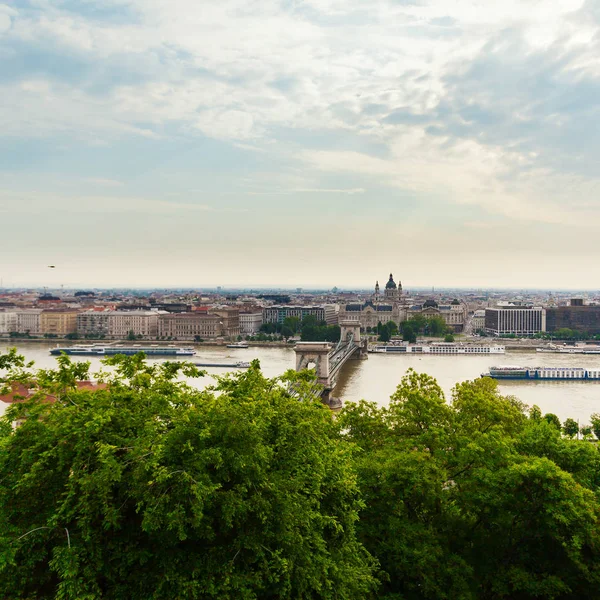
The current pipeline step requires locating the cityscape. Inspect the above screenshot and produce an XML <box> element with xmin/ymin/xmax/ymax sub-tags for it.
<box><xmin>3</xmin><ymin>0</ymin><xmax>600</xmax><ymax>597</ymax></box>
<box><xmin>1</xmin><ymin>273</ymin><xmax>600</xmax><ymax>341</ymax></box>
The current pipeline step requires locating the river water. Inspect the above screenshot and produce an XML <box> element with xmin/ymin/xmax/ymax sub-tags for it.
<box><xmin>2</xmin><ymin>342</ymin><xmax>600</xmax><ymax>425</ymax></box>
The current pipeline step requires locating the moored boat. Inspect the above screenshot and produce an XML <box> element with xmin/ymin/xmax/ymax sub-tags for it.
<box><xmin>482</xmin><ymin>366</ymin><xmax>600</xmax><ymax>380</ymax></box>
<box><xmin>369</xmin><ymin>343</ymin><xmax>505</xmax><ymax>355</ymax></box>
<box><xmin>50</xmin><ymin>346</ymin><xmax>196</xmax><ymax>357</ymax></box>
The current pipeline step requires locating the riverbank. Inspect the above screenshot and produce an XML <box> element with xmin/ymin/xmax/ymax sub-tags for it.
<box><xmin>0</xmin><ymin>337</ymin><xmax>294</xmax><ymax>349</ymax></box>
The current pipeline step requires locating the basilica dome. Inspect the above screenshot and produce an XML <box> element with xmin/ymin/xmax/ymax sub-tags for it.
<box><xmin>385</xmin><ymin>274</ymin><xmax>397</xmax><ymax>289</ymax></box>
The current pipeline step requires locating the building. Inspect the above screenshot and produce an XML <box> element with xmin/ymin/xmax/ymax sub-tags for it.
<box><xmin>409</xmin><ymin>299</ymin><xmax>467</xmax><ymax>333</ymax></box>
<box><xmin>15</xmin><ymin>309</ymin><xmax>43</xmax><ymax>335</ymax></box>
<box><xmin>485</xmin><ymin>305</ymin><xmax>546</xmax><ymax>336</ymax></box>
<box><xmin>338</xmin><ymin>274</ymin><xmax>407</xmax><ymax>330</ymax></box>
<box><xmin>40</xmin><ymin>310</ymin><xmax>79</xmax><ymax>336</ymax></box>
<box><xmin>472</xmin><ymin>309</ymin><xmax>486</xmax><ymax>332</ymax></box>
<box><xmin>263</xmin><ymin>305</ymin><xmax>337</xmax><ymax>326</ymax></box>
<box><xmin>158</xmin><ymin>313</ymin><xmax>221</xmax><ymax>339</ymax></box>
<box><xmin>107</xmin><ymin>311</ymin><xmax>159</xmax><ymax>339</ymax></box>
<box><xmin>209</xmin><ymin>308</ymin><xmax>240</xmax><ymax>337</ymax></box>
<box><xmin>239</xmin><ymin>311</ymin><xmax>263</xmax><ymax>335</ymax></box>
<box><xmin>546</xmin><ymin>302</ymin><xmax>600</xmax><ymax>335</ymax></box>
<box><xmin>0</xmin><ymin>311</ymin><xmax>17</xmax><ymax>334</ymax></box>
<box><xmin>77</xmin><ymin>311</ymin><xmax>111</xmax><ymax>337</ymax></box>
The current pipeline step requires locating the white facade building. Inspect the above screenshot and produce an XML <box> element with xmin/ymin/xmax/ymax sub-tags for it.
<box><xmin>485</xmin><ymin>306</ymin><xmax>546</xmax><ymax>336</ymax></box>
<box><xmin>0</xmin><ymin>311</ymin><xmax>17</xmax><ymax>334</ymax></box>
<box><xmin>15</xmin><ymin>309</ymin><xmax>43</xmax><ymax>335</ymax></box>
<box><xmin>239</xmin><ymin>311</ymin><xmax>263</xmax><ymax>335</ymax></box>
<box><xmin>107</xmin><ymin>311</ymin><xmax>160</xmax><ymax>339</ymax></box>
<box><xmin>472</xmin><ymin>310</ymin><xmax>486</xmax><ymax>332</ymax></box>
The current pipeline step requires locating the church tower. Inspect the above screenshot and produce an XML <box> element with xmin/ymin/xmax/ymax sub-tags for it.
<box><xmin>384</xmin><ymin>273</ymin><xmax>398</xmax><ymax>301</ymax></box>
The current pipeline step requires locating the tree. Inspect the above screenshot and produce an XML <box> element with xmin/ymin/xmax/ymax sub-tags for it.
<box><xmin>378</xmin><ymin>326</ymin><xmax>391</xmax><ymax>343</ymax></box>
<box><xmin>444</xmin><ymin>333</ymin><xmax>454</xmax><ymax>342</ymax></box>
<box><xmin>339</xmin><ymin>372</ymin><xmax>600</xmax><ymax>599</ymax></box>
<box><xmin>427</xmin><ymin>316</ymin><xmax>447</xmax><ymax>337</ymax></box>
<box><xmin>563</xmin><ymin>417</ymin><xmax>579</xmax><ymax>439</ymax></box>
<box><xmin>283</xmin><ymin>316</ymin><xmax>300</xmax><ymax>334</ymax></box>
<box><xmin>127</xmin><ymin>330</ymin><xmax>137</xmax><ymax>341</ymax></box>
<box><xmin>544</xmin><ymin>413</ymin><xmax>562</xmax><ymax>430</ymax></box>
<box><xmin>0</xmin><ymin>352</ymin><xmax>377</xmax><ymax>599</ymax></box>
<box><xmin>281</xmin><ymin>325</ymin><xmax>294</xmax><ymax>339</ymax></box>
<box><xmin>402</xmin><ymin>323</ymin><xmax>416</xmax><ymax>343</ymax></box>
<box><xmin>590</xmin><ymin>413</ymin><xmax>600</xmax><ymax>440</ymax></box>
<box><xmin>580</xmin><ymin>424</ymin><xmax>593</xmax><ymax>440</ymax></box>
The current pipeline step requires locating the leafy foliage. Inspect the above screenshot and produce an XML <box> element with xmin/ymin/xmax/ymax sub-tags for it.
<box><xmin>3</xmin><ymin>351</ymin><xmax>600</xmax><ymax>600</ymax></box>
<box><xmin>0</xmin><ymin>352</ymin><xmax>375</xmax><ymax>599</ymax></box>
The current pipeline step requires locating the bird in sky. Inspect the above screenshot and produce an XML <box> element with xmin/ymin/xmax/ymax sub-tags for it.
<box><xmin>48</xmin><ymin>265</ymin><xmax>56</xmax><ymax>268</ymax></box>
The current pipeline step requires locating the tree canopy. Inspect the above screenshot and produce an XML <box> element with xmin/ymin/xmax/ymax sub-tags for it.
<box><xmin>0</xmin><ymin>351</ymin><xmax>374</xmax><ymax>599</ymax></box>
<box><xmin>2</xmin><ymin>350</ymin><xmax>600</xmax><ymax>599</ymax></box>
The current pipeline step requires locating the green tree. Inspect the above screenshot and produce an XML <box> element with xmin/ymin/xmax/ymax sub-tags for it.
<box><xmin>590</xmin><ymin>413</ymin><xmax>600</xmax><ymax>440</ymax></box>
<box><xmin>0</xmin><ymin>352</ymin><xmax>377</xmax><ymax>599</ymax></box>
<box><xmin>444</xmin><ymin>333</ymin><xmax>454</xmax><ymax>342</ymax></box>
<box><xmin>378</xmin><ymin>326</ymin><xmax>391</xmax><ymax>343</ymax></box>
<box><xmin>427</xmin><ymin>316</ymin><xmax>447</xmax><ymax>337</ymax></box>
<box><xmin>544</xmin><ymin>413</ymin><xmax>562</xmax><ymax>430</ymax></box>
<box><xmin>283</xmin><ymin>316</ymin><xmax>301</xmax><ymax>334</ymax></box>
<box><xmin>402</xmin><ymin>323</ymin><xmax>416</xmax><ymax>343</ymax></box>
<box><xmin>127</xmin><ymin>329</ymin><xmax>137</xmax><ymax>341</ymax></box>
<box><xmin>563</xmin><ymin>417</ymin><xmax>579</xmax><ymax>439</ymax></box>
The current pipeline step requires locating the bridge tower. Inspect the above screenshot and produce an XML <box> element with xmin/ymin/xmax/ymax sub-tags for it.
<box><xmin>339</xmin><ymin>320</ymin><xmax>368</xmax><ymax>358</ymax></box>
<box><xmin>294</xmin><ymin>342</ymin><xmax>332</xmax><ymax>388</ymax></box>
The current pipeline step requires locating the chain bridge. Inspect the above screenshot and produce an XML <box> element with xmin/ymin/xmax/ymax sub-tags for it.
<box><xmin>294</xmin><ymin>320</ymin><xmax>368</xmax><ymax>406</ymax></box>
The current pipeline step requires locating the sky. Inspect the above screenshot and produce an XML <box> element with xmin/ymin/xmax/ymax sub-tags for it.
<box><xmin>1</xmin><ymin>0</ymin><xmax>600</xmax><ymax>290</ymax></box>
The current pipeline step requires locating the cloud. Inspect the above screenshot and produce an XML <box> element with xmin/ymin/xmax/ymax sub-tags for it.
<box><xmin>2</xmin><ymin>0</ymin><xmax>600</xmax><ymax>288</ymax></box>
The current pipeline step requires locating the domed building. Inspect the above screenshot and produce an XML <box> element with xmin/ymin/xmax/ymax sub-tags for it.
<box><xmin>338</xmin><ymin>272</ymin><xmax>407</xmax><ymax>330</ymax></box>
<box><xmin>408</xmin><ymin>297</ymin><xmax>467</xmax><ymax>333</ymax></box>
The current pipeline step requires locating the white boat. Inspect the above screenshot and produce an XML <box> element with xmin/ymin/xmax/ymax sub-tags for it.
<box><xmin>227</xmin><ymin>342</ymin><xmax>249</xmax><ymax>349</ymax></box>
<box><xmin>537</xmin><ymin>344</ymin><xmax>600</xmax><ymax>354</ymax></box>
<box><xmin>369</xmin><ymin>343</ymin><xmax>505</xmax><ymax>355</ymax></box>
<box><xmin>483</xmin><ymin>366</ymin><xmax>600</xmax><ymax>380</ymax></box>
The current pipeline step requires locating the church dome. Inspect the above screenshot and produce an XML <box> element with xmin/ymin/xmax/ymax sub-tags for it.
<box><xmin>423</xmin><ymin>298</ymin><xmax>438</xmax><ymax>308</ymax></box>
<box><xmin>451</xmin><ymin>298</ymin><xmax>460</xmax><ymax>305</ymax></box>
<box><xmin>385</xmin><ymin>273</ymin><xmax>397</xmax><ymax>289</ymax></box>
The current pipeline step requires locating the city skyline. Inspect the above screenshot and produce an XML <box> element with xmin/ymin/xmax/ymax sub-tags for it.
<box><xmin>2</xmin><ymin>1</ymin><xmax>600</xmax><ymax>288</ymax></box>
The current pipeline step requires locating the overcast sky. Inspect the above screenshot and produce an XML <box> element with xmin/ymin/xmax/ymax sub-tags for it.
<box><xmin>1</xmin><ymin>0</ymin><xmax>599</xmax><ymax>290</ymax></box>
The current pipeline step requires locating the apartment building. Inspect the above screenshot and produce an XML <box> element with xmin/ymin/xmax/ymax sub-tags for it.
<box><xmin>0</xmin><ymin>311</ymin><xmax>17</xmax><ymax>334</ymax></box>
<box><xmin>15</xmin><ymin>309</ymin><xmax>43</xmax><ymax>335</ymax></box>
<box><xmin>107</xmin><ymin>311</ymin><xmax>159</xmax><ymax>339</ymax></box>
<box><xmin>158</xmin><ymin>313</ymin><xmax>220</xmax><ymax>339</ymax></box>
<box><xmin>77</xmin><ymin>311</ymin><xmax>111</xmax><ymax>337</ymax></box>
<box><xmin>40</xmin><ymin>310</ymin><xmax>79</xmax><ymax>336</ymax></box>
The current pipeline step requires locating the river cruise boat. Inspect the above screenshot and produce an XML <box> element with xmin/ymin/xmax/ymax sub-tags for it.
<box><xmin>226</xmin><ymin>342</ymin><xmax>249</xmax><ymax>349</ymax></box>
<box><xmin>50</xmin><ymin>346</ymin><xmax>196</xmax><ymax>357</ymax></box>
<box><xmin>369</xmin><ymin>343</ymin><xmax>505</xmax><ymax>355</ymax></box>
<box><xmin>537</xmin><ymin>344</ymin><xmax>600</xmax><ymax>354</ymax></box>
<box><xmin>482</xmin><ymin>366</ymin><xmax>600</xmax><ymax>380</ymax></box>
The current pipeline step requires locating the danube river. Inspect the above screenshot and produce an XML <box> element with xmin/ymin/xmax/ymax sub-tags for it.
<box><xmin>2</xmin><ymin>342</ymin><xmax>600</xmax><ymax>424</ymax></box>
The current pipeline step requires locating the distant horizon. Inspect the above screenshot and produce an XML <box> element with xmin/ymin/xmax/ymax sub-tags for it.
<box><xmin>1</xmin><ymin>285</ymin><xmax>599</xmax><ymax>294</ymax></box>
